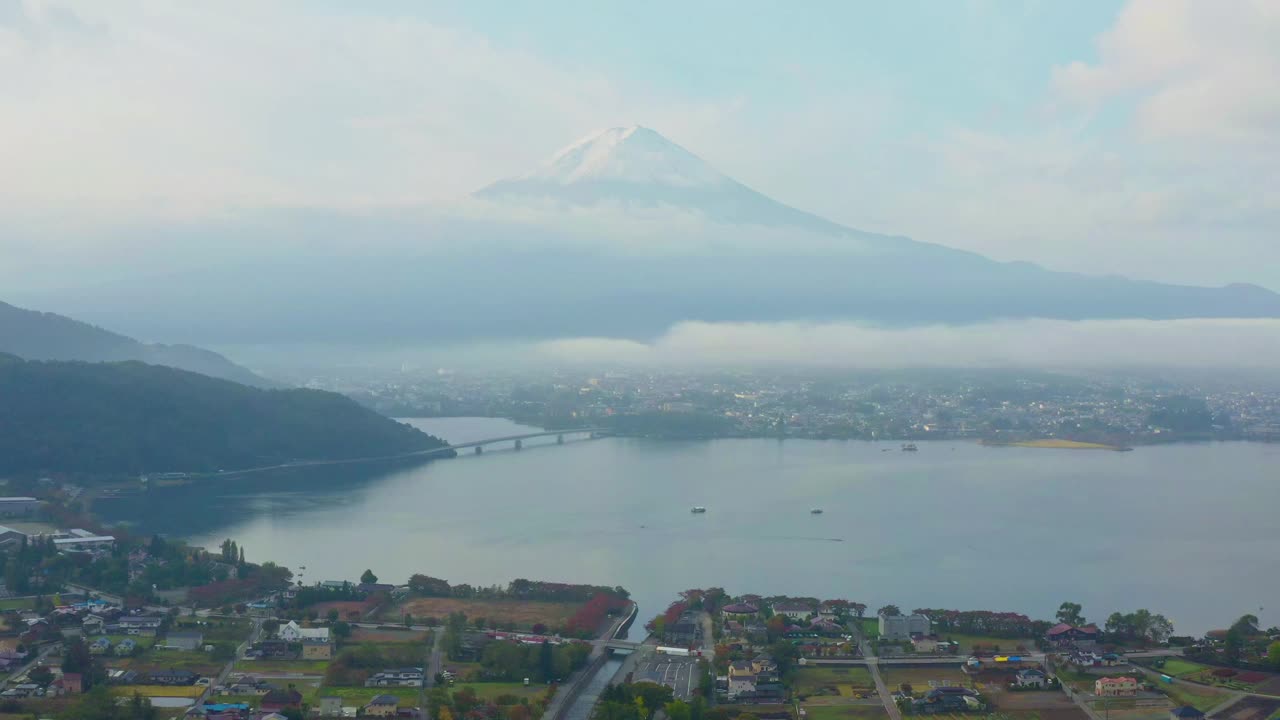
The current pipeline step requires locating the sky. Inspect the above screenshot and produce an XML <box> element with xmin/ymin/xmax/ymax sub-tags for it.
<box><xmin>2</xmin><ymin>0</ymin><xmax>1279</xmax><ymax>289</ymax></box>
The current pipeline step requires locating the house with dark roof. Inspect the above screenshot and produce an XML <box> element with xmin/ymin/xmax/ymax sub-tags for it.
<box><xmin>722</xmin><ymin>603</ymin><xmax>759</xmax><ymax>617</ymax></box>
<box><xmin>1015</xmin><ymin>669</ymin><xmax>1048</xmax><ymax>688</ymax></box>
<box><xmin>364</xmin><ymin>694</ymin><xmax>400</xmax><ymax>717</ymax></box>
<box><xmin>772</xmin><ymin>601</ymin><xmax>817</xmax><ymax>620</ymax></box>
<box><xmin>149</xmin><ymin>669</ymin><xmax>198</xmax><ymax>685</ymax></box>
<box><xmin>1045</xmin><ymin>623</ymin><xmax>1100</xmax><ymax>647</ymax></box>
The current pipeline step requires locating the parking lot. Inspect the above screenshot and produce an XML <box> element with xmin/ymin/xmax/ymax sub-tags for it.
<box><xmin>635</xmin><ymin>655</ymin><xmax>701</xmax><ymax>699</ymax></box>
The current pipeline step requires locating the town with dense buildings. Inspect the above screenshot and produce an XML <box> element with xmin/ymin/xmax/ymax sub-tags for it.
<box><xmin>0</xmin><ymin>490</ymin><xmax>1277</xmax><ymax>720</ymax></box>
<box><xmin>320</xmin><ymin>368</ymin><xmax>1280</xmax><ymax>446</ymax></box>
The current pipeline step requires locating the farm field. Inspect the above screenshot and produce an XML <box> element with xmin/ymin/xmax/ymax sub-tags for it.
<box><xmin>110</xmin><ymin>648</ymin><xmax>222</xmax><ymax>674</ymax></box>
<box><xmin>109</xmin><ymin>685</ymin><xmax>204</xmax><ymax>698</ymax></box>
<box><xmin>1158</xmin><ymin>681</ymin><xmax>1228</xmax><ymax>712</ymax></box>
<box><xmin>794</xmin><ymin>667</ymin><xmax>876</xmax><ymax>700</ymax></box>
<box><xmin>976</xmin><ymin>711</ymin><xmax>1090</xmax><ymax>720</ymax></box>
<box><xmin>390</xmin><ymin>597</ymin><xmax>581</xmax><ymax>630</ymax></box>
<box><xmin>880</xmin><ymin>666</ymin><xmax>971</xmax><ymax>691</ymax></box>
<box><xmin>801</xmin><ymin>704</ymin><xmax>888</xmax><ymax>720</ymax></box>
<box><xmin>1215</xmin><ymin>696</ymin><xmax>1280</xmax><ymax>720</ymax></box>
<box><xmin>941</xmin><ymin>635</ymin><xmax>1037</xmax><ymax>654</ymax></box>
<box><xmin>350</xmin><ymin>627</ymin><xmax>430</xmax><ymax>644</ymax></box>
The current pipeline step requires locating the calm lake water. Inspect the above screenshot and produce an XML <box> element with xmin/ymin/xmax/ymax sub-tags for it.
<box><xmin>98</xmin><ymin>417</ymin><xmax>1280</xmax><ymax>635</ymax></box>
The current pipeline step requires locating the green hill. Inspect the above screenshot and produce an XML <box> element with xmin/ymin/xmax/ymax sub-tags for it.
<box><xmin>0</xmin><ymin>353</ymin><xmax>450</xmax><ymax>475</ymax></box>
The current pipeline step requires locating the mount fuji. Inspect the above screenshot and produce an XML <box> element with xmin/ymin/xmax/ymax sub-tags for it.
<box><xmin>22</xmin><ymin>126</ymin><xmax>1280</xmax><ymax>348</ymax></box>
<box><xmin>476</xmin><ymin>125</ymin><xmax>865</xmax><ymax>235</ymax></box>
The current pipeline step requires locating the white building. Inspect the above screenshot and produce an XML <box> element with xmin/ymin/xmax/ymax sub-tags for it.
<box><xmin>52</xmin><ymin>529</ymin><xmax>116</xmax><ymax>551</ymax></box>
<box><xmin>0</xmin><ymin>498</ymin><xmax>41</xmax><ymax>517</ymax></box>
<box><xmin>879</xmin><ymin>613</ymin><xmax>931</xmax><ymax>641</ymax></box>
<box><xmin>278</xmin><ymin>621</ymin><xmax>331</xmax><ymax>643</ymax></box>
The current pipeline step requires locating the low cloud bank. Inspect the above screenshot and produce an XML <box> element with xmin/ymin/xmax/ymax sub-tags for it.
<box><xmin>533</xmin><ymin>318</ymin><xmax>1280</xmax><ymax>369</ymax></box>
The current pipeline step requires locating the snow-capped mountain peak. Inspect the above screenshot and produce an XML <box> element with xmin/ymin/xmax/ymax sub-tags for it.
<box><xmin>518</xmin><ymin>125</ymin><xmax>729</xmax><ymax>188</ymax></box>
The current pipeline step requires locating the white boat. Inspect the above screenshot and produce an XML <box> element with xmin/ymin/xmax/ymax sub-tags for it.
<box><xmin>901</xmin><ymin>443</ymin><xmax>918</xmax><ymax>451</ymax></box>
<box><xmin>690</xmin><ymin>506</ymin><xmax>707</xmax><ymax>514</ymax></box>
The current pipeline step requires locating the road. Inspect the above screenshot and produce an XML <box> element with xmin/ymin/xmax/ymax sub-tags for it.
<box><xmin>542</xmin><ymin>603</ymin><xmax>636</xmax><ymax>720</ymax></box>
<box><xmin>852</xmin><ymin>621</ymin><xmax>903</xmax><ymax>720</ymax></box>
<box><xmin>0</xmin><ymin>644</ymin><xmax>57</xmax><ymax>692</ymax></box>
<box><xmin>196</xmin><ymin>617</ymin><xmax>263</xmax><ymax>706</ymax></box>
<box><xmin>421</xmin><ymin>628</ymin><xmax>444</xmax><ymax>719</ymax></box>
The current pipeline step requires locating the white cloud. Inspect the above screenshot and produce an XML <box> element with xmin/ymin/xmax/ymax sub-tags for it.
<box><xmin>535</xmin><ymin>319</ymin><xmax>1280</xmax><ymax>370</ymax></box>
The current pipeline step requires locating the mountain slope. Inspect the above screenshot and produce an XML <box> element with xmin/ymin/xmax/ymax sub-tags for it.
<box><xmin>0</xmin><ymin>299</ymin><xmax>272</xmax><ymax>387</ymax></box>
<box><xmin>0</xmin><ymin>353</ymin><xmax>450</xmax><ymax>474</ymax></box>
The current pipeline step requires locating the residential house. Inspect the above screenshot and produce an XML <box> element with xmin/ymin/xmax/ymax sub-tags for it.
<box><xmin>727</xmin><ymin>673</ymin><xmax>757</xmax><ymax>698</ymax></box>
<box><xmin>0</xmin><ymin>650</ymin><xmax>28</xmax><ymax>672</ymax></box>
<box><xmin>750</xmin><ymin>656</ymin><xmax>780</xmax><ymax>683</ymax></box>
<box><xmin>721</xmin><ymin>603</ymin><xmax>759</xmax><ymax>618</ymax></box>
<box><xmin>1170</xmin><ymin>707</ymin><xmax>1206</xmax><ymax>720</ymax></box>
<box><xmin>260</xmin><ymin>688</ymin><xmax>304</xmax><ymax>712</ymax></box>
<box><xmin>89</xmin><ymin>637</ymin><xmax>113</xmax><ymax>654</ymax></box>
<box><xmin>318</xmin><ymin>697</ymin><xmax>343</xmax><ymax>717</ymax></box>
<box><xmin>1015</xmin><ymin>669</ymin><xmax>1048</xmax><ymax>688</ymax></box>
<box><xmin>118</xmin><ymin>615</ymin><xmax>164</xmax><ymax>636</ymax></box>
<box><xmin>365</xmin><ymin>667</ymin><xmax>425</xmax><ymax>687</ymax></box>
<box><xmin>277</xmin><ymin>620</ymin><xmax>330</xmax><ymax>643</ymax></box>
<box><xmin>364</xmin><ymin>694</ymin><xmax>400</xmax><ymax>717</ymax></box>
<box><xmin>728</xmin><ymin>661</ymin><xmax>755</xmax><ymax>679</ymax></box>
<box><xmin>166</xmin><ymin>631</ymin><xmax>205</xmax><ymax>651</ymax></box>
<box><xmin>115</xmin><ymin>639</ymin><xmax>137</xmax><ymax>655</ymax></box>
<box><xmin>879</xmin><ymin>613</ymin><xmax>931</xmax><ymax>641</ymax></box>
<box><xmin>149</xmin><ymin>669</ymin><xmax>198</xmax><ymax>685</ymax></box>
<box><xmin>911</xmin><ymin>635</ymin><xmax>942</xmax><ymax>653</ymax></box>
<box><xmin>772</xmin><ymin>601</ymin><xmax>816</xmax><ymax>621</ymax></box>
<box><xmin>225</xmin><ymin>676</ymin><xmax>272</xmax><ymax>695</ymax></box>
<box><xmin>301</xmin><ymin>638</ymin><xmax>333</xmax><ymax>660</ymax></box>
<box><xmin>82</xmin><ymin>614</ymin><xmax>106</xmax><ymax>635</ymax></box>
<box><xmin>57</xmin><ymin>672</ymin><xmax>84</xmax><ymax>694</ymax></box>
<box><xmin>1095</xmin><ymin>677</ymin><xmax>1139</xmax><ymax>697</ymax></box>
<box><xmin>1046</xmin><ymin>623</ymin><xmax>1101</xmax><ymax>648</ymax></box>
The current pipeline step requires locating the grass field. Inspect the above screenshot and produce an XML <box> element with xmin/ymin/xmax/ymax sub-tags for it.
<box><xmin>113</xmin><ymin>647</ymin><xmax>222</xmax><ymax>674</ymax></box>
<box><xmin>390</xmin><ymin>597</ymin><xmax>581</xmax><ymax>630</ymax></box>
<box><xmin>318</xmin><ymin>686</ymin><xmax>420</xmax><ymax>706</ymax></box>
<box><xmin>859</xmin><ymin>619</ymin><xmax>879</xmax><ymax>639</ymax></box>
<box><xmin>0</xmin><ymin>598</ymin><xmax>36</xmax><ymax>611</ymax></box>
<box><xmin>236</xmin><ymin>658</ymin><xmax>332</xmax><ymax>673</ymax></box>
<box><xmin>1154</xmin><ymin>659</ymin><xmax>1207</xmax><ymax>678</ymax></box>
<box><xmin>802</xmin><ymin>705</ymin><xmax>887</xmax><ymax>720</ymax></box>
<box><xmin>455</xmin><ymin>682</ymin><xmax>548</xmax><ymax>701</ymax></box>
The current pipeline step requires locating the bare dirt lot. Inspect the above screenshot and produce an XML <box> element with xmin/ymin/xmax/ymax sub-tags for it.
<box><xmin>391</xmin><ymin>597</ymin><xmax>581</xmax><ymax>629</ymax></box>
<box><xmin>308</xmin><ymin>599</ymin><xmax>377</xmax><ymax>619</ymax></box>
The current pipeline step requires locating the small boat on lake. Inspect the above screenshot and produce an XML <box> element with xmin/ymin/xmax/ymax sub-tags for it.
<box><xmin>690</xmin><ymin>506</ymin><xmax>707</xmax><ymax>514</ymax></box>
<box><xmin>810</xmin><ymin>508</ymin><xmax>824</xmax><ymax>514</ymax></box>
<box><xmin>901</xmin><ymin>443</ymin><xmax>918</xmax><ymax>451</ymax></box>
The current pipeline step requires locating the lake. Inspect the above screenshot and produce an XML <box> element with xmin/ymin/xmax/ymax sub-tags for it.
<box><xmin>97</xmin><ymin>417</ymin><xmax>1280</xmax><ymax>635</ymax></box>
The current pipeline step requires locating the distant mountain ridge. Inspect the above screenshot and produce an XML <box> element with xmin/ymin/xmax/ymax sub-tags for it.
<box><xmin>0</xmin><ymin>353</ymin><xmax>450</xmax><ymax>475</ymax></box>
<box><xmin>0</xmin><ymin>299</ymin><xmax>271</xmax><ymax>387</ymax></box>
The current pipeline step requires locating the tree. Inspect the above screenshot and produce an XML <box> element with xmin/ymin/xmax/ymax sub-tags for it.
<box><xmin>263</xmin><ymin>619</ymin><xmax>281</xmax><ymax>636</ymax></box>
<box><xmin>878</xmin><ymin>605</ymin><xmax>901</xmax><ymax>617</ymax></box>
<box><xmin>327</xmin><ymin>609</ymin><xmax>340</xmax><ymax>623</ymax></box>
<box><xmin>1267</xmin><ymin>641</ymin><xmax>1280</xmax><ymax>668</ymax></box>
<box><xmin>28</xmin><ymin>665</ymin><xmax>53</xmax><ymax>686</ymax></box>
<box><xmin>360</xmin><ymin>569</ymin><xmax>379</xmax><ymax>584</ymax></box>
<box><xmin>1056</xmin><ymin>602</ymin><xmax>1085</xmax><ymax>627</ymax></box>
<box><xmin>1225</xmin><ymin>628</ymin><xmax>1244</xmax><ymax>663</ymax></box>
<box><xmin>332</xmin><ymin>621</ymin><xmax>352</xmax><ymax>639</ymax></box>
<box><xmin>1230</xmin><ymin>614</ymin><xmax>1260</xmax><ymax>635</ymax></box>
